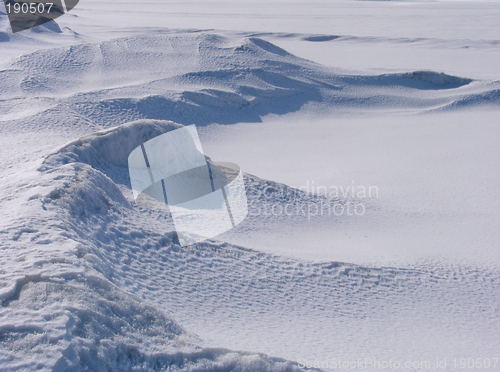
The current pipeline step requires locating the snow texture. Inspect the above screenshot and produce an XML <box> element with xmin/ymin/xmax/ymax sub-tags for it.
<box><xmin>0</xmin><ymin>2</ymin><xmax>499</xmax><ymax>371</ymax></box>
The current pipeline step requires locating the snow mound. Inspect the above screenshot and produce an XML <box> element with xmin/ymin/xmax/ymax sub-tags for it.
<box><xmin>2</xmin><ymin>32</ymin><xmax>494</xmax><ymax>134</ymax></box>
<box><xmin>436</xmin><ymin>88</ymin><xmax>500</xmax><ymax>110</ymax></box>
<box><xmin>3</xmin><ymin>118</ymin><xmax>318</xmax><ymax>369</ymax></box>
<box><xmin>41</xmin><ymin>119</ymin><xmax>345</xmax><ymax>230</ymax></box>
<box><xmin>41</xmin><ymin>119</ymin><xmax>343</xmax><ymax>245</ymax></box>
<box><xmin>3</xmin><ymin>119</ymin><xmax>328</xmax><ymax>371</ymax></box>
<box><xmin>1</xmin><ymin>271</ymin><xmax>305</xmax><ymax>371</ymax></box>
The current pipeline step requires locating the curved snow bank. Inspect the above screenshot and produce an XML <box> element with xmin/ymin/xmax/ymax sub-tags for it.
<box><xmin>21</xmin><ymin>120</ymin><xmax>498</xmax><ymax>368</ymax></box>
<box><xmin>2</xmin><ymin>119</ymin><xmax>499</xmax><ymax>369</ymax></box>
<box><xmin>42</xmin><ymin>120</ymin><xmax>183</xmax><ymax>170</ymax></box>
<box><xmin>2</xmin><ymin>121</ymin><xmax>318</xmax><ymax>370</ymax></box>
<box><xmin>42</xmin><ymin>119</ymin><xmax>347</xmax><ymax>233</ymax></box>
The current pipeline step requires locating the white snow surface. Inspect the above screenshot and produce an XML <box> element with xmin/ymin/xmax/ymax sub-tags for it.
<box><xmin>0</xmin><ymin>2</ymin><xmax>499</xmax><ymax>371</ymax></box>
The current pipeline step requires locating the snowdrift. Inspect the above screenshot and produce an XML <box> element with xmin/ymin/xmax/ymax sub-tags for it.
<box><xmin>1</xmin><ymin>33</ymin><xmax>498</xmax><ymax>134</ymax></box>
<box><xmin>41</xmin><ymin>119</ymin><xmax>349</xmax><ymax>235</ymax></box>
<box><xmin>41</xmin><ymin>120</ymin><xmax>184</xmax><ymax>170</ymax></box>
<box><xmin>2</xmin><ymin>269</ymin><xmax>305</xmax><ymax>371</ymax></box>
<box><xmin>1</xmin><ymin>30</ymin><xmax>500</xmax><ymax>371</ymax></box>
<box><xmin>2</xmin><ymin>119</ymin><xmax>498</xmax><ymax>370</ymax></box>
<box><xmin>2</xmin><ymin>119</ymin><xmax>333</xmax><ymax>370</ymax></box>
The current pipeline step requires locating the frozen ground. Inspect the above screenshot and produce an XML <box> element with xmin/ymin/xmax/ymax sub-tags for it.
<box><xmin>0</xmin><ymin>1</ymin><xmax>499</xmax><ymax>371</ymax></box>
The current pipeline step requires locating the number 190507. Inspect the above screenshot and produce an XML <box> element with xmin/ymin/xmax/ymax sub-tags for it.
<box><xmin>453</xmin><ymin>358</ymin><xmax>499</xmax><ymax>369</ymax></box>
<box><xmin>6</xmin><ymin>2</ymin><xmax>54</xmax><ymax>14</ymax></box>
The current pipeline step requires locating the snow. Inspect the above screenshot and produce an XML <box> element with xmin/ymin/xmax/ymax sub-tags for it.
<box><xmin>0</xmin><ymin>1</ymin><xmax>499</xmax><ymax>371</ymax></box>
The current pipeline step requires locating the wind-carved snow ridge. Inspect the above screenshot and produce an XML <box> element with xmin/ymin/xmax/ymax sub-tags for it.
<box><xmin>41</xmin><ymin>120</ymin><xmax>184</xmax><ymax>173</ymax></box>
<box><xmin>2</xmin><ymin>33</ymin><xmax>500</xmax><ymax>371</ymax></box>
<box><xmin>0</xmin><ymin>33</ymin><xmax>497</xmax><ymax>134</ymax></box>
<box><xmin>0</xmin><ymin>119</ymin><xmax>320</xmax><ymax>371</ymax></box>
<box><xmin>40</xmin><ymin>119</ymin><xmax>350</xmax><ymax>240</ymax></box>
<box><xmin>1</xmin><ymin>119</ymin><xmax>495</xmax><ymax>370</ymax></box>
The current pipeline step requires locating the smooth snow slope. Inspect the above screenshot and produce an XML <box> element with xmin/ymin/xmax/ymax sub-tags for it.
<box><xmin>200</xmin><ymin>109</ymin><xmax>500</xmax><ymax>267</ymax></box>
